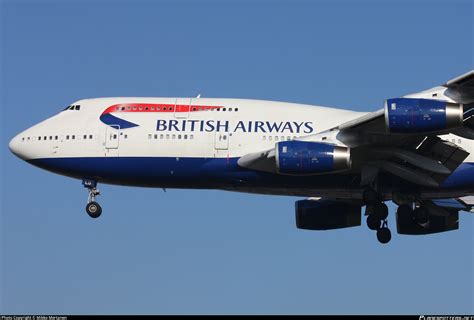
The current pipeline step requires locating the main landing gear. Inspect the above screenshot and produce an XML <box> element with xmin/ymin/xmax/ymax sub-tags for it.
<box><xmin>83</xmin><ymin>178</ymin><xmax>102</xmax><ymax>218</ymax></box>
<box><xmin>363</xmin><ymin>189</ymin><xmax>392</xmax><ymax>244</ymax></box>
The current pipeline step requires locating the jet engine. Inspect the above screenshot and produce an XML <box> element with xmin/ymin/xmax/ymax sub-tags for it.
<box><xmin>396</xmin><ymin>205</ymin><xmax>459</xmax><ymax>235</ymax></box>
<box><xmin>295</xmin><ymin>200</ymin><xmax>361</xmax><ymax>230</ymax></box>
<box><xmin>385</xmin><ymin>98</ymin><xmax>463</xmax><ymax>133</ymax></box>
<box><xmin>276</xmin><ymin>141</ymin><xmax>351</xmax><ymax>175</ymax></box>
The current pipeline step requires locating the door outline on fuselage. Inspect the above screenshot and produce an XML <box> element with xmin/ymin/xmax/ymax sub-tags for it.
<box><xmin>105</xmin><ymin>125</ymin><xmax>120</xmax><ymax>156</ymax></box>
<box><xmin>174</xmin><ymin>97</ymin><xmax>192</xmax><ymax>119</ymax></box>
<box><xmin>214</xmin><ymin>131</ymin><xmax>229</xmax><ymax>150</ymax></box>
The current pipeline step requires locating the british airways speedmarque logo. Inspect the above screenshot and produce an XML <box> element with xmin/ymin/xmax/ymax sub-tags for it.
<box><xmin>100</xmin><ymin>103</ymin><xmax>315</xmax><ymax>134</ymax></box>
<box><xmin>99</xmin><ymin>103</ymin><xmax>223</xmax><ymax>129</ymax></box>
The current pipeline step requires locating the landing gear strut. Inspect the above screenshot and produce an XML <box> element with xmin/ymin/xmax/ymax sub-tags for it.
<box><xmin>363</xmin><ymin>188</ymin><xmax>391</xmax><ymax>244</ymax></box>
<box><xmin>83</xmin><ymin>178</ymin><xmax>102</xmax><ymax>218</ymax></box>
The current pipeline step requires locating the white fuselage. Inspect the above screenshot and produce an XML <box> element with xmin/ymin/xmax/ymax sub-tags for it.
<box><xmin>10</xmin><ymin>97</ymin><xmax>363</xmax><ymax>160</ymax></box>
<box><xmin>8</xmin><ymin>97</ymin><xmax>474</xmax><ymax>199</ymax></box>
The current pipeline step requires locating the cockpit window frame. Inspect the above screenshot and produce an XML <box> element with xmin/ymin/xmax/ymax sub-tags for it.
<box><xmin>63</xmin><ymin>104</ymin><xmax>81</xmax><ymax>111</ymax></box>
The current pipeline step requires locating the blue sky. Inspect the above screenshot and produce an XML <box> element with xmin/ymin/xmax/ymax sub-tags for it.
<box><xmin>1</xmin><ymin>0</ymin><xmax>473</xmax><ymax>315</ymax></box>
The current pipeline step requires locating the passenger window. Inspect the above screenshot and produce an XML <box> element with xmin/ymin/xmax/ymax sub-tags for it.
<box><xmin>55</xmin><ymin>136</ymin><xmax>58</xmax><ymax>140</ymax></box>
<box><xmin>154</xmin><ymin>134</ymin><xmax>158</xmax><ymax>139</ymax></box>
<box><xmin>184</xmin><ymin>134</ymin><xmax>188</xmax><ymax>139</ymax></box>
<box><xmin>66</xmin><ymin>135</ymin><xmax>69</xmax><ymax>140</ymax></box>
<box><xmin>160</xmin><ymin>134</ymin><xmax>164</xmax><ymax>139</ymax></box>
<box><xmin>112</xmin><ymin>134</ymin><xmax>117</xmax><ymax>139</ymax></box>
<box><xmin>89</xmin><ymin>135</ymin><xmax>93</xmax><ymax>139</ymax></box>
<box><xmin>166</xmin><ymin>134</ymin><xmax>170</xmax><ymax>139</ymax></box>
<box><xmin>269</xmin><ymin>136</ymin><xmax>272</xmax><ymax>141</ymax></box>
<box><xmin>38</xmin><ymin>136</ymin><xmax>41</xmax><ymax>140</ymax></box>
<box><xmin>235</xmin><ymin>108</ymin><xmax>239</xmax><ymax>112</ymax></box>
<box><xmin>83</xmin><ymin>135</ymin><xmax>87</xmax><ymax>139</ymax></box>
<box><xmin>263</xmin><ymin>136</ymin><xmax>266</xmax><ymax>141</ymax></box>
<box><xmin>148</xmin><ymin>134</ymin><xmax>152</xmax><ymax>139</ymax></box>
<box><xmin>121</xmin><ymin>107</ymin><xmax>125</xmax><ymax>111</ymax></box>
<box><xmin>229</xmin><ymin>108</ymin><xmax>232</xmax><ymax>111</ymax></box>
<box><xmin>72</xmin><ymin>135</ymin><xmax>75</xmax><ymax>140</ymax></box>
<box><xmin>151</xmin><ymin>107</ymin><xmax>155</xmax><ymax>111</ymax></box>
<box><xmin>44</xmin><ymin>136</ymin><xmax>47</xmax><ymax>140</ymax></box>
<box><xmin>49</xmin><ymin>136</ymin><xmax>53</xmax><ymax>140</ymax></box>
<box><xmin>124</xmin><ymin>134</ymin><xmax>128</xmax><ymax>139</ymax></box>
<box><xmin>172</xmin><ymin>134</ymin><xmax>176</xmax><ymax>139</ymax></box>
<box><xmin>275</xmin><ymin>136</ymin><xmax>279</xmax><ymax>141</ymax></box>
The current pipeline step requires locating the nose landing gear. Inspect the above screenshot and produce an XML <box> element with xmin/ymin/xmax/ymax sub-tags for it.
<box><xmin>83</xmin><ymin>178</ymin><xmax>102</xmax><ymax>218</ymax></box>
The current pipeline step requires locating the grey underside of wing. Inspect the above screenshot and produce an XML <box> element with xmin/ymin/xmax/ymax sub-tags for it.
<box><xmin>444</xmin><ymin>70</ymin><xmax>474</xmax><ymax>104</ymax></box>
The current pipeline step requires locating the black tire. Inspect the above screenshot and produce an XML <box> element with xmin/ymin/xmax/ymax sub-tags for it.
<box><xmin>363</xmin><ymin>188</ymin><xmax>378</xmax><ymax>205</ymax></box>
<box><xmin>86</xmin><ymin>201</ymin><xmax>102</xmax><ymax>218</ymax></box>
<box><xmin>375</xmin><ymin>202</ymin><xmax>389</xmax><ymax>220</ymax></box>
<box><xmin>365</xmin><ymin>204</ymin><xmax>376</xmax><ymax>216</ymax></box>
<box><xmin>367</xmin><ymin>214</ymin><xmax>381</xmax><ymax>230</ymax></box>
<box><xmin>413</xmin><ymin>207</ymin><xmax>429</xmax><ymax>224</ymax></box>
<box><xmin>376</xmin><ymin>227</ymin><xmax>392</xmax><ymax>244</ymax></box>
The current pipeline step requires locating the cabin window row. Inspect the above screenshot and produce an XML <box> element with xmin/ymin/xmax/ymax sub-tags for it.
<box><xmin>263</xmin><ymin>136</ymin><xmax>298</xmax><ymax>141</ymax></box>
<box><xmin>114</xmin><ymin>106</ymin><xmax>239</xmax><ymax>112</ymax></box>
<box><xmin>147</xmin><ymin>133</ymin><xmax>194</xmax><ymax>140</ymax></box>
<box><xmin>21</xmin><ymin>134</ymin><xmax>94</xmax><ymax>142</ymax></box>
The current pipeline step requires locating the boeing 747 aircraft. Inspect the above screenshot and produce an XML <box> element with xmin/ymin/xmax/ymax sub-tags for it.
<box><xmin>9</xmin><ymin>71</ymin><xmax>474</xmax><ymax>244</ymax></box>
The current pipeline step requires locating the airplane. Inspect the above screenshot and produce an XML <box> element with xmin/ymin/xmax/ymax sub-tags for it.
<box><xmin>8</xmin><ymin>70</ymin><xmax>474</xmax><ymax>244</ymax></box>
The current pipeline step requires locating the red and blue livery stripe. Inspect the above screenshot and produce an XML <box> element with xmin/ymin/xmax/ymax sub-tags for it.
<box><xmin>100</xmin><ymin>103</ymin><xmax>224</xmax><ymax>129</ymax></box>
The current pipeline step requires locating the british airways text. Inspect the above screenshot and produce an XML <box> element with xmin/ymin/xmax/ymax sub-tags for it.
<box><xmin>156</xmin><ymin>119</ymin><xmax>314</xmax><ymax>134</ymax></box>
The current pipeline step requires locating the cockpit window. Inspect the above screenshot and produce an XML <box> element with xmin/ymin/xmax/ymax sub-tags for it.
<box><xmin>63</xmin><ymin>105</ymin><xmax>81</xmax><ymax>111</ymax></box>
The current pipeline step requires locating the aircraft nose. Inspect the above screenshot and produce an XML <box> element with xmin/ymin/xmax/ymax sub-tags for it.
<box><xmin>8</xmin><ymin>134</ymin><xmax>26</xmax><ymax>160</ymax></box>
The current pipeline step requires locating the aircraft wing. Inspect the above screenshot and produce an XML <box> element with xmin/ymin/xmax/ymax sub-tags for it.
<box><xmin>444</xmin><ymin>70</ymin><xmax>474</xmax><ymax>104</ymax></box>
<box><xmin>238</xmin><ymin>71</ymin><xmax>474</xmax><ymax>188</ymax></box>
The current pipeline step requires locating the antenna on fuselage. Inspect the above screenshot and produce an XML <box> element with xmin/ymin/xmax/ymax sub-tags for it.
<box><xmin>196</xmin><ymin>94</ymin><xmax>201</xmax><ymax>98</ymax></box>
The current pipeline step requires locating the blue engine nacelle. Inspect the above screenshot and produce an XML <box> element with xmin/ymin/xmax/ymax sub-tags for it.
<box><xmin>295</xmin><ymin>200</ymin><xmax>361</xmax><ymax>230</ymax></box>
<box><xmin>276</xmin><ymin>141</ymin><xmax>351</xmax><ymax>175</ymax></box>
<box><xmin>385</xmin><ymin>98</ymin><xmax>463</xmax><ymax>133</ymax></box>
